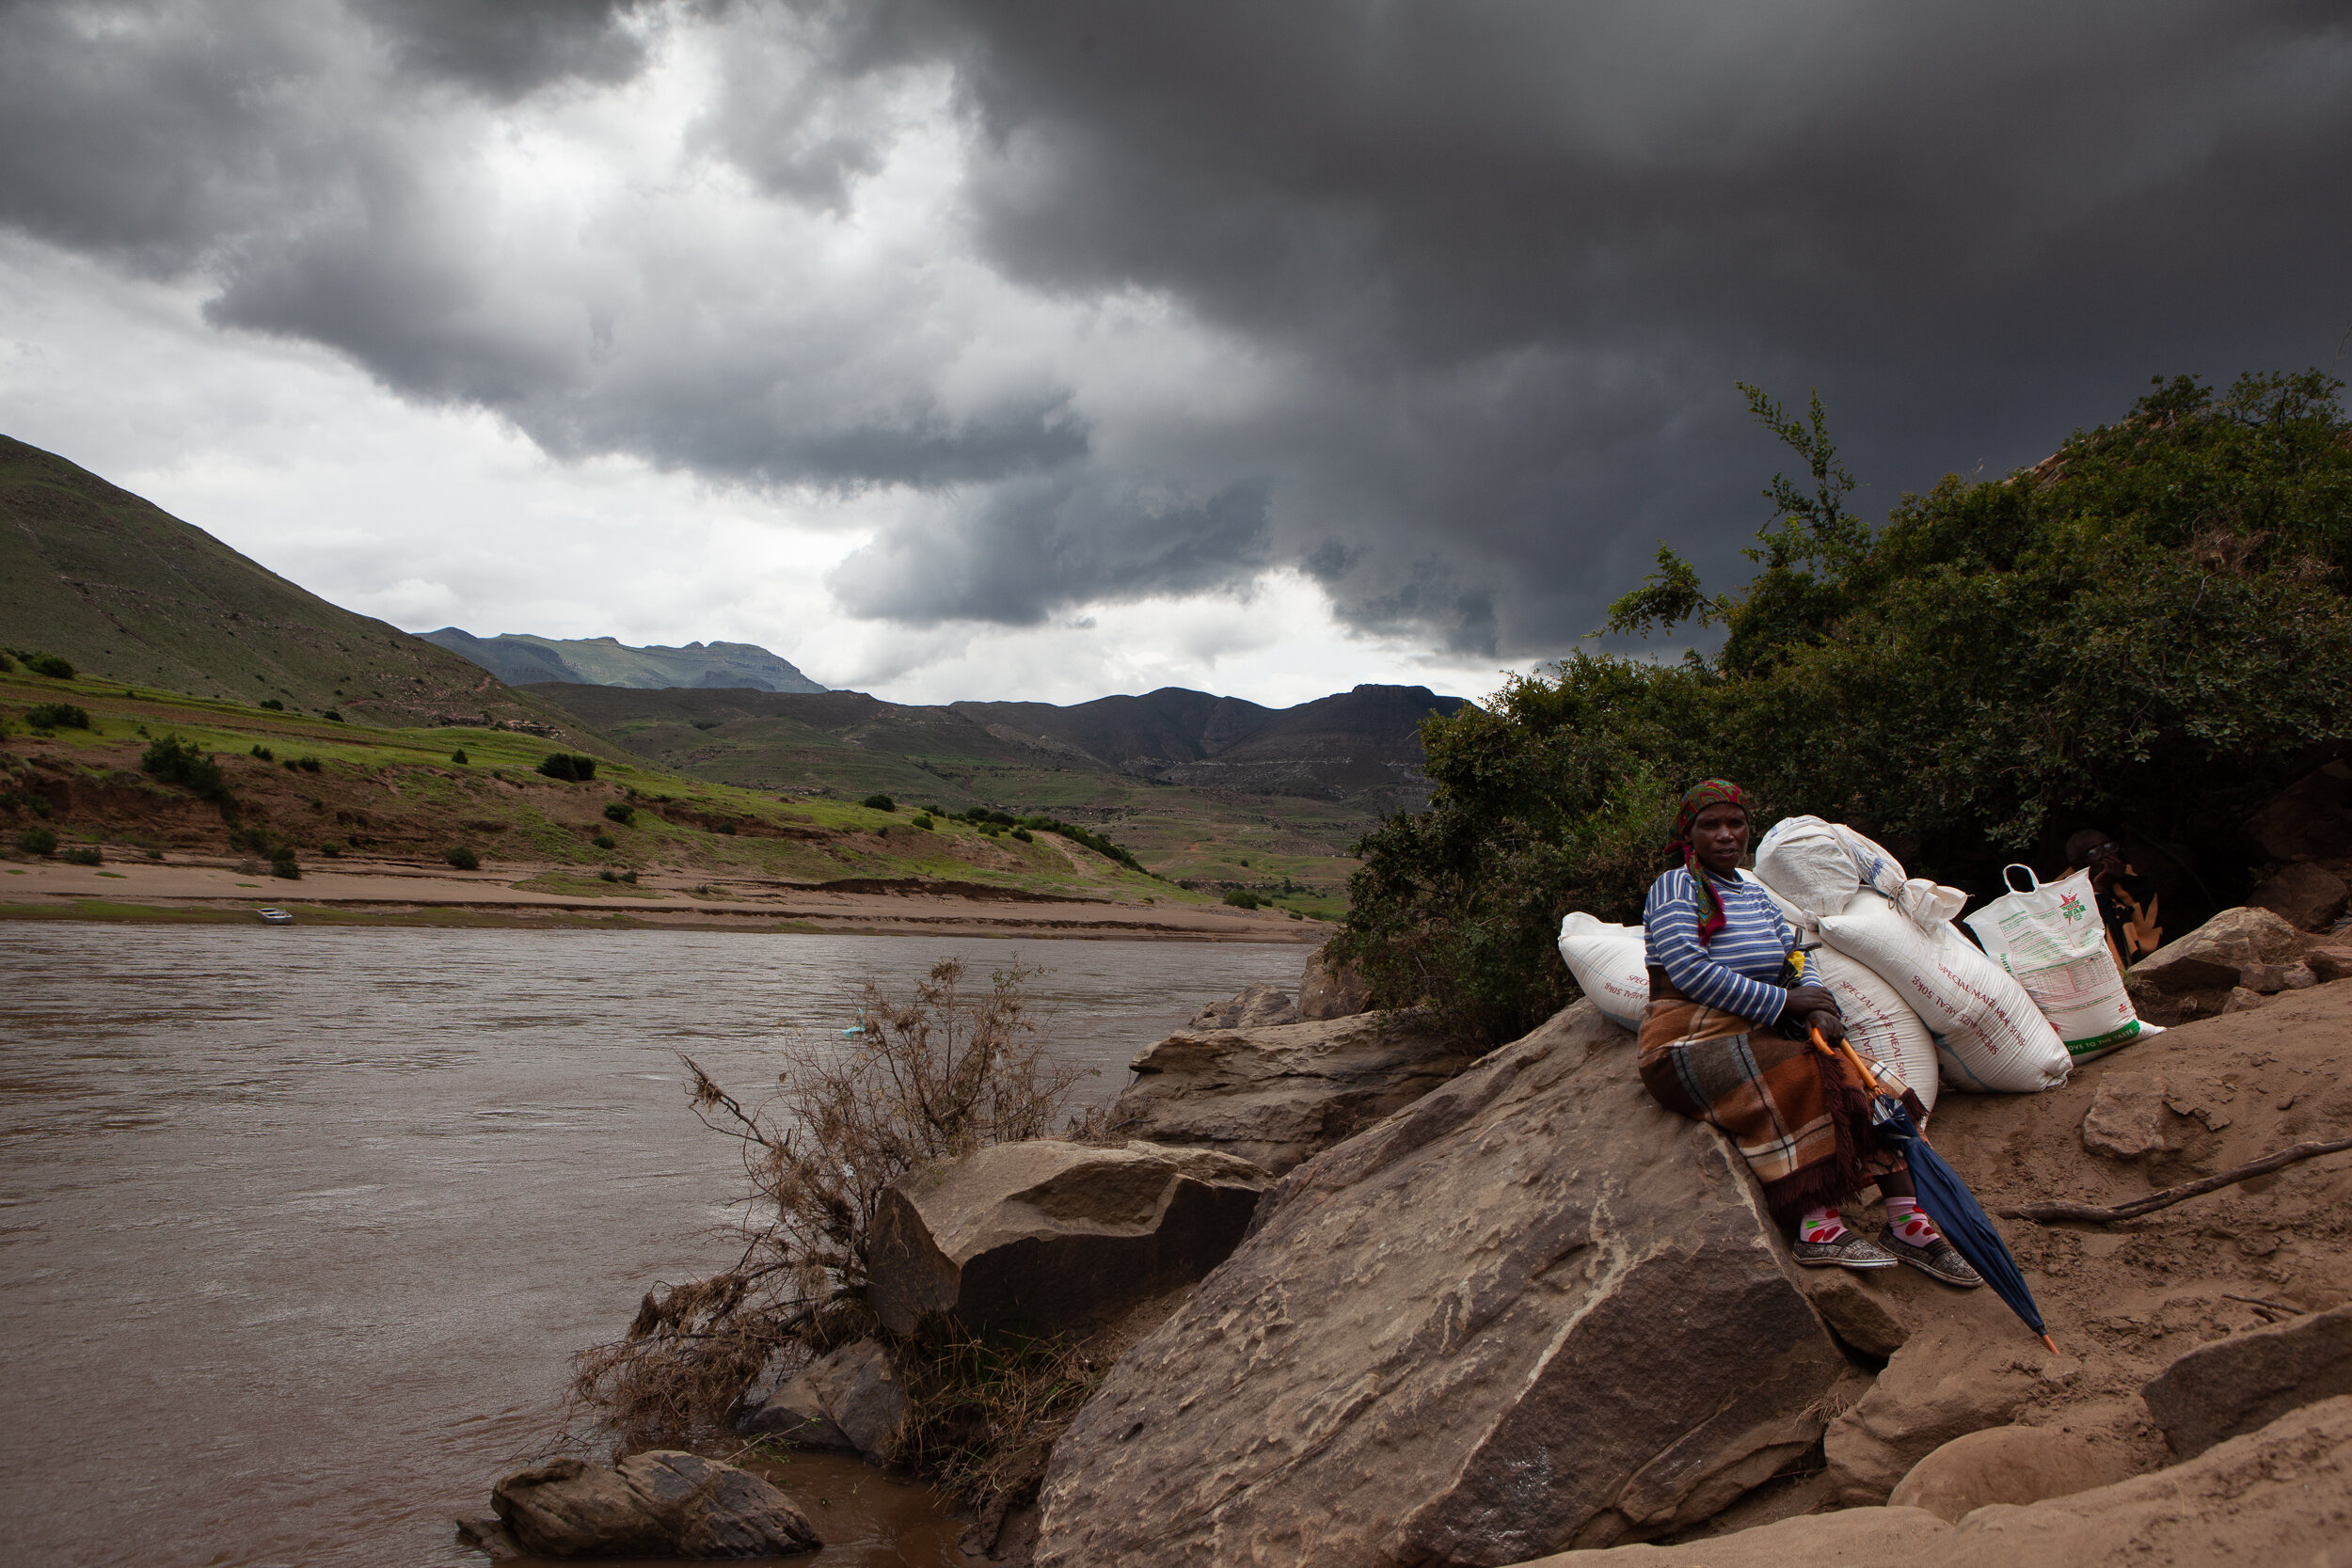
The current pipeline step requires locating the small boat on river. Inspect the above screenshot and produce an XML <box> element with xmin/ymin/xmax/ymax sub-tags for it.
<box><xmin>256</xmin><ymin>908</ymin><xmax>294</xmax><ymax>925</ymax></box>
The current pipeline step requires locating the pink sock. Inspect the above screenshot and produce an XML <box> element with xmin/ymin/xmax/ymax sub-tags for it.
<box><xmin>1798</xmin><ymin>1207</ymin><xmax>1848</xmax><ymax>1244</ymax></box>
<box><xmin>1887</xmin><ymin>1197</ymin><xmax>1941</xmax><ymax>1246</ymax></box>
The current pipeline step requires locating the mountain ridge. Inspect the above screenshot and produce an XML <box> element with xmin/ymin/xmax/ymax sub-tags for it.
<box><xmin>421</xmin><ymin>627</ymin><xmax>826</xmax><ymax>694</ymax></box>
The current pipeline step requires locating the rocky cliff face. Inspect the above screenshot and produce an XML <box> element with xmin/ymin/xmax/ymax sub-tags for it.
<box><xmin>1033</xmin><ymin>1001</ymin><xmax>1854</xmax><ymax>1567</ymax></box>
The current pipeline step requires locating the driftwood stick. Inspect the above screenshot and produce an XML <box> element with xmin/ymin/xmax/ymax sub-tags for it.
<box><xmin>2001</xmin><ymin>1135</ymin><xmax>2352</xmax><ymax>1225</ymax></box>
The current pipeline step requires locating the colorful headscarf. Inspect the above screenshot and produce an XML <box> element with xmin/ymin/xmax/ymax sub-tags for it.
<box><xmin>1670</xmin><ymin>779</ymin><xmax>1750</xmax><ymax>947</ymax></box>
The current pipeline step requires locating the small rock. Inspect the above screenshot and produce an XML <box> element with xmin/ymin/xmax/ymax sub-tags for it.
<box><xmin>453</xmin><ymin>1511</ymin><xmax>524</xmax><ymax>1560</ymax></box>
<box><xmin>1295</xmin><ymin>942</ymin><xmax>1371</xmax><ymax>1020</ymax></box>
<box><xmin>2238</xmin><ymin>959</ymin><xmax>2316</xmax><ymax>993</ymax></box>
<box><xmin>2306</xmin><ymin>945</ymin><xmax>2352</xmax><ymax>984</ymax></box>
<box><xmin>493</xmin><ymin>1457</ymin><xmax>673</xmax><ymax>1558</ymax></box>
<box><xmin>738</xmin><ymin>1338</ymin><xmax>907</xmax><ymax>1458</ymax></box>
<box><xmin>1820</xmin><ymin>1321</ymin><xmax>2051</xmax><ymax>1504</ymax></box>
<box><xmin>2141</xmin><ymin>1303</ymin><xmax>2352</xmax><ymax>1458</ymax></box>
<box><xmin>2222</xmin><ymin>986</ymin><xmax>2268</xmax><ymax>1013</ymax></box>
<box><xmin>2078</xmin><ymin>1072</ymin><xmax>2181</xmax><ymax>1160</ymax></box>
<box><xmin>2249</xmin><ymin>862</ymin><xmax>2349</xmax><ymax>931</ymax></box>
<box><xmin>2129</xmin><ymin>906</ymin><xmax>2310</xmax><ymax>995</ymax></box>
<box><xmin>868</xmin><ymin>1139</ymin><xmax>1270</xmax><ymax>1337</ymax></box>
<box><xmin>488</xmin><ymin>1451</ymin><xmax>820</xmax><ymax>1560</ymax></box>
<box><xmin>1793</xmin><ymin>1271</ymin><xmax>1911</xmax><ymax>1359</ymax></box>
<box><xmin>1886</xmin><ymin>1424</ymin><xmax>2122</xmax><ymax>1522</ymax></box>
<box><xmin>1188</xmin><ymin>981</ymin><xmax>1297</xmax><ymax>1030</ymax></box>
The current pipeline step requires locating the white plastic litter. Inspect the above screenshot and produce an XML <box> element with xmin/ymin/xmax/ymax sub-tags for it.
<box><xmin>1557</xmin><ymin>912</ymin><xmax>1649</xmax><ymax>1032</ymax></box>
<box><xmin>1963</xmin><ymin>865</ymin><xmax>2157</xmax><ymax>1065</ymax></box>
<box><xmin>1756</xmin><ymin>816</ymin><xmax>1965</xmax><ymax>930</ymax></box>
<box><xmin>1818</xmin><ymin>888</ymin><xmax>2072</xmax><ymax>1093</ymax></box>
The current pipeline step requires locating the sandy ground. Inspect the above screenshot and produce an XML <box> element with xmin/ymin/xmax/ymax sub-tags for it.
<box><xmin>0</xmin><ymin>853</ymin><xmax>1328</xmax><ymax>942</ymax></box>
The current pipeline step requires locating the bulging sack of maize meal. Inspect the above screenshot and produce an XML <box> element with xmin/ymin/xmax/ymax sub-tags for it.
<box><xmin>1818</xmin><ymin>889</ymin><xmax>2071</xmax><ymax>1093</ymax></box>
<box><xmin>1756</xmin><ymin>816</ymin><xmax>1963</xmax><ymax>929</ymax></box>
<box><xmin>1558</xmin><ymin>912</ymin><xmax>1648</xmax><ymax>1032</ymax></box>
<box><xmin>1745</xmin><ymin>873</ymin><xmax>1942</xmax><ymax>1111</ymax></box>
<box><xmin>1962</xmin><ymin>865</ymin><xmax>2156</xmax><ymax>1065</ymax></box>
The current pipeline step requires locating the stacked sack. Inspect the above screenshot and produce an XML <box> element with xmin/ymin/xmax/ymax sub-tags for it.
<box><xmin>1756</xmin><ymin>816</ymin><xmax>2073</xmax><ymax>1094</ymax></box>
<box><xmin>1558</xmin><ymin>816</ymin><xmax>2090</xmax><ymax>1101</ymax></box>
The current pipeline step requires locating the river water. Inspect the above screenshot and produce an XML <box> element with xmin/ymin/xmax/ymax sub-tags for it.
<box><xmin>0</xmin><ymin>925</ymin><xmax>1302</xmax><ymax>1568</ymax></box>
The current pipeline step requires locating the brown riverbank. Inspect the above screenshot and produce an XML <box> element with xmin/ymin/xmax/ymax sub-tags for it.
<box><xmin>0</xmin><ymin>853</ymin><xmax>1327</xmax><ymax>941</ymax></box>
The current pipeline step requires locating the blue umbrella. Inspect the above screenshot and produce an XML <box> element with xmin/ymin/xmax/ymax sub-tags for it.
<box><xmin>1813</xmin><ymin>1028</ymin><xmax>2060</xmax><ymax>1354</ymax></box>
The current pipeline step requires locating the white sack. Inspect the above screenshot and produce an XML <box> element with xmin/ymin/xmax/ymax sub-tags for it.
<box><xmin>1557</xmin><ymin>912</ymin><xmax>1648</xmax><ymax>1032</ymax></box>
<box><xmin>1742</xmin><ymin>873</ymin><xmax>1939</xmax><ymax>1111</ymax></box>
<box><xmin>1819</xmin><ymin>889</ymin><xmax>2072</xmax><ymax>1093</ymax></box>
<box><xmin>1963</xmin><ymin>865</ymin><xmax>2157</xmax><ymax>1065</ymax></box>
<box><xmin>1756</xmin><ymin>816</ymin><xmax>1964</xmax><ymax>930</ymax></box>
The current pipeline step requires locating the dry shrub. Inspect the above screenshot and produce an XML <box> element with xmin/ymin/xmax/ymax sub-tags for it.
<box><xmin>569</xmin><ymin>958</ymin><xmax>1092</xmax><ymax>1454</ymax></box>
<box><xmin>893</xmin><ymin>1321</ymin><xmax>1105</xmax><ymax>1547</ymax></box>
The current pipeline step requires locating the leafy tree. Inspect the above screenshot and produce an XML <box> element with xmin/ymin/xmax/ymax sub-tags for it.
<box><xmin>1339</xmin><ymin>371</ymin><xmax>2352</xmax><ymax>1042</ymax></box>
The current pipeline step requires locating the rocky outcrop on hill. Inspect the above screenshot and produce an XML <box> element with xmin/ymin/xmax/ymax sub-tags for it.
<box><xmin>1034</xmin><ymin>1001</ymin><xmax>1855</xmax><ymax>1568</ymax></box>
<box><xmin>473</xmin><ymin>1451</ymin><xmax>819</xmax><ymax>1559</ymax></box>
<box><xmin>867</xmin><ymin>1140</ymin><xmax>1268</xmax><ymax>1338</ymax></box>
<box><xmin>1105</xmin><ymin>1007</ymin><xmax>1481</xmax><ymax>1174</ymax></box>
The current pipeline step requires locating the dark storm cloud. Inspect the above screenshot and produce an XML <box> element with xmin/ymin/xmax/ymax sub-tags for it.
<box><xmin>6</xmin><ymin>0</ymin><xmax>2350</xmax><ymax>651</ymax></box>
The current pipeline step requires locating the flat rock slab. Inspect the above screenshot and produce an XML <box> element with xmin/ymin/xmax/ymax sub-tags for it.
<box><xmin>1034</xmin><ymin>1001</ymin><xmax>1852</xmax><ymax>1568</ymax></box>
<box><xmin>1107</xmin><ymin>1009</ymin><xmax>1479</xmax><ymax>1174</ymax></box>
<box><xmin>868</xmin><ymin>1139</ymin><xmax>1269</xmax><ymax>1337</ymax></box>
<box><xmin>1515</xmin><ymin>1394</ymin><xmax>2352</xmax><ymax>1567</ymax></box>
<box><xmin>2142</xmin><ymin>1303</ymin><xmax>2352</xmax><ymax>1458</ymax></box>
<box><xmin>1887</xmin><ymin>1425</ymin><xmax>2124</xmax><ymax>1522</ymax></box>
<box><xmin>489</xmin><ymin>1451</ymin><xmax>819</xmax><ymax>1559</ymax></box>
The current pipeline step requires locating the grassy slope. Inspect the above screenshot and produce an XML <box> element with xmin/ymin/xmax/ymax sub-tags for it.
<box><xmin>0</xmin><ymin>673</ymin><xmax>1222</xmax><ymax>910</ymax></box>
<box><xmin>530</xmin><ymin>685</ymin><xmax>1373</xmax><ymax>916</ymax></box>
<box><xmin>0</xmin><ymin>435</ymin><xmax>600</xmax><ymax>743</ymax></box>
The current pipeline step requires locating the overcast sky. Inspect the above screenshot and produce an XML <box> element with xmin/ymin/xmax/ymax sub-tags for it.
<box><xmin>5</xmin><ymin>1</ymin><xmax>2348</xmax><ymax>706</ymax></box>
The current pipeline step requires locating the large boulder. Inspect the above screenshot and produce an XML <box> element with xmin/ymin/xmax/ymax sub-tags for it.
<box><xmin>1033</xmin><ymin>1001</ymin><xmax>1856</xmax><ymax>1568</ymax></box>
<box><xmin>1106</xmin><ymin>1009</ymin><xmax>1478</xmax><ymax>1174</ymax></box>
<box><xmin>1188</xmin><ymin>982</ymin><xmax>1298</xmax><ymax>1030</ymax></box>
<box><xmin>1886</xmin><ymin>1425</ymin><xmax>2125</xmax><ymax>1523</ymax></box>
<box><xmin>867</xmin><ymin>1140</ymin><xmax>1269</xmax><ymax>1338</ymax></box>
<box><xmin>735</xmin><ymin>1338</ymin><xmax>909</xmax><ymax>1458</ymax></box>
<box><xmin>2243</xmin><ymin>760</ymin><xmax>2352</xmax><ymax>862</ymax></box>
<box><xmin>1295</xmin><ymin>942</ymin><xmax>1371</xmax><ymax>1020</ymax></box>
<box><xmin>2249</xmin><ymin>862</ymin><xmax>2350</xmax><ymax>931</ymax></box>
<box><xmin>2141</xmin><ymin>1303</ymin><xmax>2352</xmax><ymax>1458</ymax></box>
<box><xmin>487</xmin><ymin>1451</ymin><xmax>819</xmax><ymax>1559</ymax></box>
<box><xmin>2123</xmin><ymin>905</ymin><xmax>2315</xmax><ymax>1022</ymax></box>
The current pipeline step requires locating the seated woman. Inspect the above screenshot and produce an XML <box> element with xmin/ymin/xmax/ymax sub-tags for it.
<box><xmin>1637</xmin><ymin>780</ymin><xmax>1979</xmax><ymax>1285</ymax></box>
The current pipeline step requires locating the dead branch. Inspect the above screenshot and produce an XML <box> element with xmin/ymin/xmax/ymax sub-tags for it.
<box><xmin>2001</xmin><ymin>1135</ymin><xmax>2352</xmax><ymax>1225</ymax></box>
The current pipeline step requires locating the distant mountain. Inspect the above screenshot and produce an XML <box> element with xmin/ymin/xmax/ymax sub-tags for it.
<box><xmin>0</xmin><ymin>434</ymin><xmax>588</xmax><ymax>736</ymax></box>
<box><xmin>421</xmin><ymin>628</ymin><xmax>827</xmax><ymax>694</ymax></box>
<box><xmin>524</xmin><ymin>682</ymin><xmax>1468</xmax><ymax>808</ymax></box>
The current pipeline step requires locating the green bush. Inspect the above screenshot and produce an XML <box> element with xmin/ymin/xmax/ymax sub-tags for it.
<box><xmin>25</xmin><ymin>704</ymin><xmax>89</xmax><ymax>730</ymax></box>
<box><xmin>450</xmin><ymin>748</ymin><xmax>469</xmax><ymax>765</ymax></box>
<box><xmin>599</xmin><ymin>867</ymin><xmax>620</xmax><ymax>882</ymax></box>
<box><xmin>62</xmin><ymin>845</ymin><xmax>101</xmax><ymax>865</ymax></box>
<box><xmin>319</xmin><ymin>842</ymin><xmax>341</xmax><ymax>857</ymax></box>
<box><xmin>602</xmin><ymin>801</ymin><xmax>634</xmax><ymax>825</ymax></box>
<box><xmin>1339</xmin><ymin>371</ymin><xmax>2352</xmax><ymax>1044</ymax></box>
<box><xmin>140</xmin><ymin>735</ymin><xmax>232</xmax><ymax>802</ymax></box>
<box><xmin>249</xmin><ymin>744</ymin><xmax>275</xmax><ymax>761</ymax></box>
<box><xmin>593</xmin><ymin>832</ymin><xmax>616</xmax><ymax>849</ymax></box>
<box><xmin>0</xmin><ymin>651</ymin><xmax>12</xmax><ymax>673</ymax></box>
<box><xmin>323</xmin><ymin>709</ymin><xmax>343</xmax><ymax>722</ymax></box>
<box><xmin>1222</xmin><ymin>889</ymin><xmax>1265</xmax><ymax>909</ymax></box>
<box><xmin>295</xmin><ymin>755</ymin><xmax>322</xmax><ymax>773</ymax></box>
<box><xmin>446</xmin><ymin>846</ymin><xmax>480</xmax><ymax>870</ymax></box>
<box><xmin>269</xmin><ymin>847</ymin><xmax>300</xmax><ymax>879</ymax></box>
<box><xmin>862</xmin><ymin>793</ymin><xmax>898</xmax><ymax>812</ymax></box>
<box><xmin>24</xmin><ymin>653</ymin><xmax>73</xmax><ymax>678</ymax></box>
<box><xmin>16</xmin><ymin>826</ymin><xmax>57</xmax><ymax>856</ymax></box>
<box><xmin>259</xmin><ymin>698</ymin><xmax>283</xmax><ymax>711</ymax></box>
<box><xmin>1010</xmin><ymin>827</ymin><xmax>1033</xmax><ymax>842</ymax></box>
<box><xmin>536</xmin><ymin>752</ymin><xmax>598</xmax><ymax>782</ymax></box>
<box><xmin>911</xmin><ymin>814</ymin><xmax>934</xmax><ymax>830</ymax></box>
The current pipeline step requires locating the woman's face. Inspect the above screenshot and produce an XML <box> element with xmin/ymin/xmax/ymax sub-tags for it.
<box><xmin>1690</xmin><ymin>802</ymin><xmax>1750</xmax><ymax>876</ymax></box>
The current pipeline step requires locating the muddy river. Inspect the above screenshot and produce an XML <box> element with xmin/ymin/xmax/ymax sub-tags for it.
<box><xmin>0</xmin><ymin>925</ymin><xmax>1300</xmax><ymax>1567</ymax></box>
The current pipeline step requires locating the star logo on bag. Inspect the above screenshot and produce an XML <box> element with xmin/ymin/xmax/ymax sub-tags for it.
<box><xmin>2058</xmin><ymin>893</ymin><xmax>2086</xmax><ymax>921</ymax></box>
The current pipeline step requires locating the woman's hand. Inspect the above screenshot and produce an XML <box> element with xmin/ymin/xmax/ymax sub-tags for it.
<box><xmin>1807</xmin><ymin>1008</ymin><xmax>1847</xmax><ymax>1045</ymax></box>
<box><xmin>1781</xmin><ymin>984</ymin><xmax>1835</xmax><ymax>1022</ymax></box>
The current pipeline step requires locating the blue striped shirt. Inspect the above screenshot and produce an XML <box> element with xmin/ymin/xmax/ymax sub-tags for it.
<box><xmin>1643</xmin><ymin>866</ymin><xmax>1811</xmax><ymax>1025</ymax></box>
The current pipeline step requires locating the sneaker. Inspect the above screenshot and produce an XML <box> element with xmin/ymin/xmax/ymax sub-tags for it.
<box><xmin>1792</xmin><ymin>1232</ymin><xmax>1899</xmax><ymax>1270</ymax></box>
<box><xmin>1882</xmin><ymin>1227</ymin><xmax>1983</xmax><ymax>1288</ymax></box>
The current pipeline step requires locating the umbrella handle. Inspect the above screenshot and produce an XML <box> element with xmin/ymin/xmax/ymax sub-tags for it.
<box><xmin>1810</xmin><ymin>1026</ymin><xmax>1887</xmax><ymax>1098</ymax></box>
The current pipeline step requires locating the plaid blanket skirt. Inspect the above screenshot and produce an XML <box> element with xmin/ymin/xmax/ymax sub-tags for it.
<box><xmin>1636</xmin><ymin>974</ymin><xmax>1920</xmax><ymax>1227</ymax></box>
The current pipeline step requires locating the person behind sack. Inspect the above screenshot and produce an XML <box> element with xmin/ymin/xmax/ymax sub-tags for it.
<box><xmin>1636</xmin><ymin>780</ymin><xmax>1980</xmax><ymax>1285</ymax></box>
<box><xmin>2063</xmin><ymin>828</ymin><xmax>2163</xmax><ymax>969</ymax></box>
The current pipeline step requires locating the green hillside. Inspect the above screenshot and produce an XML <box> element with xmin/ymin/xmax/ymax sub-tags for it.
<box><xmin>0</xmin><ymin>435</ymin><xmax>593</xmax><ymax>742</ymax></box>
